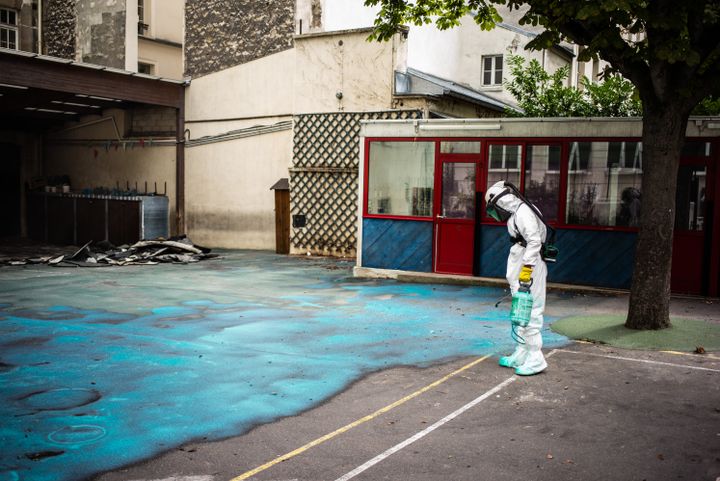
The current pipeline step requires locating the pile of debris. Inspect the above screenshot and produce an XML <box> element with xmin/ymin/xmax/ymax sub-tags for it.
<box><xmin>1</xmin><ymin>236</ymin><xmax>217</xmax><ymax>267</ymax></box>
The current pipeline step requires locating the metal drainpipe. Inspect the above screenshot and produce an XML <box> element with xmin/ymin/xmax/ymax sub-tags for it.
<box><xmin>37</xmin><ymin>0</ymin><xmax>42</xmax><ymax>54</ymax></box>
<box><xmin>175</xmin><ymin>99</ymin><xmax>186</xmax><ymax>235</ymax></box>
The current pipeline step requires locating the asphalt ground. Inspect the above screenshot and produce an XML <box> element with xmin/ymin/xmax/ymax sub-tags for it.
<box><xmin>95</xmin><ymin>342</ymin><xmax>720</xmax><ymax>481</ymax></box>
<box><xmin>2</xmin><ymin>244</ymin><xmax>719</xmax><ymax>481</ymax></box>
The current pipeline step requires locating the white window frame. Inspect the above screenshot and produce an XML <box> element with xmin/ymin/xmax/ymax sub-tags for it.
<box><xmin>0</xmin><ymin>8</ymin><xmax>18</xmax><ymax>50</ymax></box>
<box><xmin>481</xmin><ymin>54</ymin><xmax>503</xmax><ymax>86</ymax></box>
<box><xmin>488</xmin><ymin>144</ymin><xmax>521</xmax><ymax>172</ymax></box>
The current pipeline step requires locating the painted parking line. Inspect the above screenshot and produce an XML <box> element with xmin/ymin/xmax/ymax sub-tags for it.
<box><xmin>556</xmin><ymin>348</ymin><xmax>720</xmax><ymax>372</ymax></box>
<box><xmin>661</xmin><ymin>350</ymin><xmax>720</xmax><ymax>361</ymax></box>
<box><xmin>230</xmin><ymin>355</ymin><xmax>491</xmax><ymax>481</ymax></box>
<box><xmin>331</xmin><ymin>350</ymin><xmax>558</xmax><ymax>481</ymax></box>
<box><xmin>332</xmin><ymin>375</ymin><xmax>517</xmax><ymax>481</ymax></box>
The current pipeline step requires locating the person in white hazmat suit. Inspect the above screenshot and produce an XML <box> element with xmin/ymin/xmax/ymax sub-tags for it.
<box><xmin>485</xmin><ymin>181</ymin><xmax>548</xmax><ymax>376</ymax></box>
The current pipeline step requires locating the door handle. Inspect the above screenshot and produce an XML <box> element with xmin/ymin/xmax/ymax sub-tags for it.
<box><xmin>437</xmin><ymin>215</ymin><xmax>446</xmax><ymax>219</ymax></box>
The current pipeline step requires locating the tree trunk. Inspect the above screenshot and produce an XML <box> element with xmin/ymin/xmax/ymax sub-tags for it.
<box><xmin>625</xmin><ymin>102</ymin><xmax>689</xmax><ymax>330</ymax></box>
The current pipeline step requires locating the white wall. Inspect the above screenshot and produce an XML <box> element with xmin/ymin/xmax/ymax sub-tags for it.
<box><xmin>184</xmin><ymin>50</ymin><xmax>296</xmax><ymax>249</ymax></box>
<box><xmin>185</xmin><ymin>129</ymin><xmax>292</xmax><ymax>249</ymax></box>
<box><xmin>186</xmin><ymin>49</ymin><xmax>294</xmax><ymax>121</ymax></box>
<box><xmin>293</xmin><ymin>30</ymin><xmax>399</xmax><ymax>114</ymax></box>
<box><xmin>295</xmin><ymin>1</ymin><xmax>575</xmax><ymax>108</ymax></box>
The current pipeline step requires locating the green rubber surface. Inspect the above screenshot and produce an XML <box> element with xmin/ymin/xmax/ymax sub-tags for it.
<box><xmin>551</xmin><ymin>315</ymin><xmax>720</xmax><ymax>352</ymax></box>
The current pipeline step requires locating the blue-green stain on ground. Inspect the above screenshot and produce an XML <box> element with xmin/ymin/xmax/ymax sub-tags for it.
<box><xmin>0</xmin><ymin>251</ymin><xmax>567</xmax><ymax>481</ymax></box>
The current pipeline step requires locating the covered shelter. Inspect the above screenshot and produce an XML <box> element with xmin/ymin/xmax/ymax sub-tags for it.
<box><xmin>356</xmin><ymin>118</ymin><xmax>720</xmax><ymax>297</ymax></box>
<box><xmin>0</xmin><ymin>48</ymin><xmax>186</xmax><ymax>244</ymax></box>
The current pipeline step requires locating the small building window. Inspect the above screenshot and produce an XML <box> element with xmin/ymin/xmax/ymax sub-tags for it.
<box><xmin>565</xmin><ymin>141</ymin><xmax>643</xmax><ymax>227</ymax></box>
<box><xmin>138</xmin><ymin>62</ymin><xmax>155</xmax><ymax>75</ymax></box>
<box><xmin>138</xmin><ymin>0</ymin><xmax>149</xmax><ymax>35</ymax></box>
<box><xmin>482</xmin><ymin>55</ymin><xmax>503</xmax><ymax>86</ymax></box>
<box><xmin>367</xmin><ymin>141</ymin><xmax>435</xmax><ymax>217</ymax></box>
<box><xmin>0</xmin><ymin>8</ymin><xmax>18</xmax><ymax>50</ymax></box>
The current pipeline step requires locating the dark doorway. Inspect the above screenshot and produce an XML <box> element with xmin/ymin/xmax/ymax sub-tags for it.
<box><xmin>0</xmin><ymin>143</ymin><xmax>22</xmax><ymax>237</ymax></box>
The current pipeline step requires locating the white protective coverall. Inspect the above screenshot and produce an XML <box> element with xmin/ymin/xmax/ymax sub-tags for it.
<box><xmin>486</xmin><ymin>182</ymin><xmax>548</xmax><ymax>375</ymax></box>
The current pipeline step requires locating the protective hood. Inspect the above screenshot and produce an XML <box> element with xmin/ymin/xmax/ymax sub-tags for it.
<box><xmin>485</xmin><ymin>181</ymin><xmax>522</xmax><ymax>222</ymax></box>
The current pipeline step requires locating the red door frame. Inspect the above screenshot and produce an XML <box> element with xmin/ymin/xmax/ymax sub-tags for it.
<box><xmin>671</xmin><ymin>142</ymin><xmax>719</xmax><ymax>296</ymax></box>
<box><xmin>432</xmin><ymin>150</ymin><xmax>482</xmax><ymax>275</ymax></box>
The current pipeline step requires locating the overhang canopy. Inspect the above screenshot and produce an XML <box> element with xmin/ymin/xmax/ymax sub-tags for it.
<box><xmin>0</xmin><ymin>48</ymin><xmax>185</xmax><ymax>130</ymax></box>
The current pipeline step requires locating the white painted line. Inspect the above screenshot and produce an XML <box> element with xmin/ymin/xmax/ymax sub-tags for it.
<box><xmin>332</xmin><ymin>375</ymin><xmax>517</xmax><ymax>481</ymax></box>
<box><xmin>127</xmin><ymin>476</ymin><xmax>215</xmax><ymax>481</ymax></box>
<box><xmin>556</xmin><ymin>349</ymin><xmax>720</xmax><ymax>373</ymax></box>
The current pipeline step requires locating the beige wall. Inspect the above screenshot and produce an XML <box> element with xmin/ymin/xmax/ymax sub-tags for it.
<box><xmin>144</xmin><ymin>0</ymin><xmax>183</xmax><ymax>44</ymax></box>
<box><xmin>185</xmin><ymin>128</ymin><xmax>292</xmax><ymax>249</ymax></box>
<box><xmin>293</xmin><ymin>29</ymin><xmax>401</xmax><ymax>114</ymax></box>
<box><xmin>138</xmin><ymin>37</ymin><xmax>183</xmax><ymax>79</ymax></box>
<box><xmin>184</xmin><ymin>50</ymin><xmax>295</xmax><ymax>249</ymax></box>
<box><xmin>186</xmin><ymin>49</ymin><xmax>294</xmax><ymax>121</ymax></box>
<box><xmin>135</xmin><ymin>0</ymin><xmax>183</xmax><ymax>78</ymax></box>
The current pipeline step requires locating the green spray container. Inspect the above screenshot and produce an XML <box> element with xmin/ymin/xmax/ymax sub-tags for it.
<box><xmin>510</xmin><ymin>283</ymin><xmax>533</xmax><ymax>327</ymax></box>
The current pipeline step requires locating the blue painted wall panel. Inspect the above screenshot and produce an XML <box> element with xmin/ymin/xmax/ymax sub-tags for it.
<box><xmin>362</xmin><ymin>218</ymin><xmax>433</xmax><ymax>272</ymax></box>
<box><xmin>477</xmin><ymin>225</ymin><xmax>637</xmax><ymax>289</ymax></box>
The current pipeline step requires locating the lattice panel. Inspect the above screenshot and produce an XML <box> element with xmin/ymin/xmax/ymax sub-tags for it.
<box><xmin>291</xmin><ymin>110</ymin><xmax>422</xmax><ymax>256</ymax></box>
<box><xmin>291</xmin><ymin>171</ymin><xmax>359</xmax><ymax>255</ymax></box>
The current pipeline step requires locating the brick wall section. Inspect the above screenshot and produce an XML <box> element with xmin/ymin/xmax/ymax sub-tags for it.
<box><xmin>185</xmin><ymin>0</ymin><xmax>295</xmax><ymax>78</ymax></box>
<box><xmin>131</xmin><ymin>106</ymin><xmax>177</xmax><ymax>137</ymax></box>
<box><xmin>43</xmin><ymin>0</ymin><xmax>76</xmax><ymax>59</ymax></box>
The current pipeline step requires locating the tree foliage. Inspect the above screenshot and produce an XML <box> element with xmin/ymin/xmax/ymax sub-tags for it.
<box><xmin>503</xmin><ymin>55</ymin><xmax>642</xmax><ymax>117</ymax></box>
<box><xmin>364</xmin><ymin>0</ymin><xmax>720</xmax><ymax>330</ymax></box>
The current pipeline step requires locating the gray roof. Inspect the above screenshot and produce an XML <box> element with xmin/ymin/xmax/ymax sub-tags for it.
<box><xmin>395</xmin><ymin>67</ymin><xmax>519</xmax><ymax>113</ymax></box>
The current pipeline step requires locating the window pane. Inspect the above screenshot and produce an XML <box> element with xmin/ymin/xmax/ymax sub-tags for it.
<box><xmin>483</xmin><ymin>57</ymin><xmax>492</xmax><ymax>71</ymax></box>
<box><xmin>525</xmin><ymin>145</ymin><xmax>560</xmax><ymax>221</ymax></box>
<box><xmin>440</xmin><ymin>141</ymin><xmax>481</xmax><ymax>154</ymax></box>
<box><xmin>0</xmin><ymin>10</ymin><xmax>6</xmax><ymax>24</ymax></box>
<box><xmin>487</xmin><ymin>144</ymin><xmax>522</xmax><ymax>192</ymax></box>
<box><xmin>483</xmin><ymin>71</ymin><xmax>492</xmax><ymax>85</ymax></box>
<box><xmin>368</xmin><ymin>141</ymin><xmax>435</xmax><ymax>217</ymax></box>
<box><xmin>494</xmin><ymin>67</ymin><xmax>502</xmax><ymax>85</ymax></box>
<box><xmin>495</xmin><ymin>56</ymin><xmax>502</xmax><ymax>70</ymax></box>
<box><xmin>566</xmin><ymin>141</ymin><xmax>643</xmax><ymax>226</ymax></box>
<box><xmin>9</xmin><ymin>30</ymin><xmax>15</xmax><ymax>49</ymax></box>
<box><xmin>675</xmin><ymin>166</ymin><xmax>706</xmax><ymax>231</ymax></box>
<box><xmin>441</xmin><ymin>163</ymin><xmax>475</xmax><ymax>219</ymax></box>
<box><xmin>682</xmin><ymin>141</ymin><xmax>711</xmax><ymax>157</ymax></box>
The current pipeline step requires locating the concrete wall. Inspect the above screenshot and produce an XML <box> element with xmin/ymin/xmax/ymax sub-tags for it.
<box><xmin>295</xmin><ymin>1</ymin><xmax>577</xmax><ymax>108</ymax></box>
<box><xmin>293</xmin><ymin>29</ymin><xmax>401</xmax><ymax>114</ymax></box>
<box><xmin>138</xmin><ymin>37</ymin><xmax>183</xmax><ymax>79</ymax></box>
<box><xmin>184</xmin><ymin>50</ymin><xmax>295</xmax><ymax>249</ymax></box>
<box><xmin>406</xmin><ymin>19</ymin><xmax>570</xmax><ymax>106</ymax></box>
<box><xmin>185</xmin><ymin>0</ymin><xmax>294</xmax><ymax>78</ymax></box>
<box><xmin>144</xmin><ymin>0</ymin><xmax>183</xmax><ymax>44</ymax></box>
<box><xmin>76</xmin><ymin>0</ymin><xmax>127</xmax><ymax>68</ymax></box>
<box><xmin>137</xmin><ymin>0</ymin><xmax>183</xmax><ymax>79</ymax></box>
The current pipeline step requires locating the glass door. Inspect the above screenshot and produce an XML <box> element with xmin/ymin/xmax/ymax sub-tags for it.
<box><xmin>672</xmin><ymin>162</ymin><xmax>709</xmax><ymax>294</ymax></box>
<box><xmin>434</xmin><ymin>161</ymin><xmax>477</xmax><ymax>275</ymax></box>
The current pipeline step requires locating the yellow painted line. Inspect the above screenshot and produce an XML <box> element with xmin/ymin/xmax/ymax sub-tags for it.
<box><xmin>661</xmin><ymin>350</ymin><xmax>720</xmax><ymax>360</ymax></box>
<box><xmin>229</xmin><ymin>355</ymin><xmax>490</xmax><ymax>481</ymax></box>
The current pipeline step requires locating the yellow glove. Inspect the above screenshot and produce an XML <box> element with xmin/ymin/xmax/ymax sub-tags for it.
<box><xmin>519</xmin><ymin>265</ymin><xmax>533</xmax><ymax>283</ymax></box>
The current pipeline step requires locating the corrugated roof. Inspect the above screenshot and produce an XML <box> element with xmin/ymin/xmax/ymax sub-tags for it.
<box><xmin>395</xmin><ymin>68</ymin><xmax>520</xmax><ymax>113</ymax></box>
